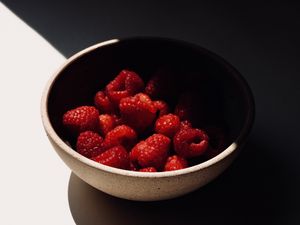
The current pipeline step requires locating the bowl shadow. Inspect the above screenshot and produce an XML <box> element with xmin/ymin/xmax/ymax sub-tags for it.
<box><xmin>68</xmin><ymin>135</ymin><xmax>288</xmax><ymax>225</ymax></box>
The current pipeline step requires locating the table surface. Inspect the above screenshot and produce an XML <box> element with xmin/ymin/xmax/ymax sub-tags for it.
<box><xmin>1</xmin><ymin>1</ymin><xmax>299</xmax><ymax>224</ymax></box>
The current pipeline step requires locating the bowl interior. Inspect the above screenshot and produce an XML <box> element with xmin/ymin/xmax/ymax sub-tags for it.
<box><xmin>47</xmin><ymin>38</ymin><xmax>251</xmax><ymax>155</ymax></box>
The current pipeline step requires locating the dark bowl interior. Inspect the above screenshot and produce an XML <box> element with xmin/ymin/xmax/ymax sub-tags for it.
<box><xmin>47</xmin><ymin>38</ymin><xmax>253</xmax><ymax>154</ymax></box>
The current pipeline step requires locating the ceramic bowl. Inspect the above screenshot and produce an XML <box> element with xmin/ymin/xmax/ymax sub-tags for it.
<box><xmin>41</xmin><ymin>37</ymin><xmax>254</xmax><ymax>201</ymax></box>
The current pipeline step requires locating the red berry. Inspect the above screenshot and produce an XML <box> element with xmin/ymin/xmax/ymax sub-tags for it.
<box><xmin>154</xmin><ymin>114</ymin><xmax>180</xmax><ymax>138</ymax></box>
<box><xmin>119</xmin><ymin>93</ymin><xmax>156</xmax><ymax>132</ymax></box>
<box><xmin>129</xmin><ymin>142</ymin><xmax>141</xmax><ymax>161</ymax></box>
<box><xmin>94</xmin><ymin>91</ymin><xmax>115</xmax><ymax>113</ymax></box>
<box><xmin>102</xmin><ymin>125</ymin><xmax>137</xmax><ymax>151</ymax></box>
<box><xmin>153</xmin><ymin>100</ymin><xmax>169</xmax><ymax>117</ymax></box>
<box><xmin>98</xmin><ymin>114</ymin><xmax>116</xmax><ymax>136</ymax></box>
<box><xmin>144</xmin><ymin>70</ymin><xmax>173</xmax><ymax>99</ymax></box>
<box><xmin>174</xmin><ymin>93</ymin><xmax>193</xmax><ymax>121</ymax></box>
<box><xmin>92</xmin><ymin>145</ymin><xmax>130</xmax><ymax>169</ymax></box>
<box><xmin>129</xmin><ymin>162</ymin><xmax>138</xmax><ymax>171</ymax></box>
<box><xmin>76</xmin><ymin>131</ymin><xmax>104</xmax><ymax>158</ymax></box>
<box><xmin>139</xmin><ymin>167</ymin><xmax>157</xmax><ymax>172</ymax></box>
<box><xmin>144</xmin><ymin>75</ymin><xmax>161</xmax><ymax>98</ymax></box>
<box><xmin>130</xmin><ymin>134</ymin><xmax>170</xmax><ymax>170</ymax></box>
<box><xmin>106</xmin><ymin>70</ymin><xmax>144</xmax><ymax>105</ymax></box>
<box><xmin>63</xmin><ymin>106</ymin><xmax>99</xmax><ymax>134</ymax></box>
<box><xmin>111</xmin><ymin>114</ymin><xmax>123</xmax><ymax>126</ymax></box>
<box><xmin>173</xmin><ymin>127</ymin><xmax>209</xmax><ymax>158</ymax></box>
<box><xmin>180</xmin><ymin>120</ymin><xmax>192</xmax><ymax>129</ymax></box>
<box><xmin>164</xmin><ymin>155</ymin><xmax>188</xmax><ymax>171</ymax></box>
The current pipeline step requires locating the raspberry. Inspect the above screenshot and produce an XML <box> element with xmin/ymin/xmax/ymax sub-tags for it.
<box><xmin>144</xmin><ymin>75</ymin><xmax>161</xmax><ymax>98</ymax></box>
<box><xmin>92</xmin><ymin>145</ymin><xmax>130</xmax><ymax>169</ymax></box>
<box><xmin>174</xmin><ymin>93</ymin><xmax>193</xmax><ymax>121</ymax></box>
<box><xmin>139</xmin><ymin>167</ymin><xmax>157</xmax><ymax>172</ymax></box>
<box><xmin>76</xmin><ymin>131</ymin><xmax>104</xmax><ymax>158</ymax></box>
<box><xmin>173</xmin><ymin>127</ymin><xmax>209</xmax><ymax>158</ymax></box>
<box><xmin>129</xmin><ymin>162</ymin><xmax>138</xmax><ymax>171</ymax></box>
<box><xmin>102</xmin><ymin>125</ymin><xmax>137</xmax><ymax>151</ymax></box>
<box><xmin>180</xmin><ymin>120</ymin><xmax>192</xmax><ymax>129</ymax></box>
<box><xmin>111</xmin><ymin>114</ymin><xmax>123</xmax><ymax>126</ymax></box>
<box><xmin>94</xmin><ymin>91</ymin><xmax>115</xmax><ymax>113</ymax></box>
<box><xmin>153</xmin><ymin>100</ymin><xmax>169</xmax><ymax>117</ymax></box>
<box><xmin>129</xmin><ymin>142</ymin><xmax>141</xmax><ymax>161</ymax></box>
<box><xmin>106</xmin><ymin>70</ymin><xmax>144</xmax><ymax>105</ymax></box>
<box><xmin>130</xmin><ymin>134</ymin><xmax>170</xmax><ymax>170</ymax></box>
<box><xmin>119</xmin><ymin>93</ymin><xmax>156</xmax><ymax>132</ymax></box>
<box><xmin>98</xmin><ymin>114</ymin><xmax>116</xmax><ymax>136</ymax></box>
<box><xmin>154</xmin><ymin>114</ymin><xmax>180</xmax><ymax>138</ymax></box>
<box><xmin>144</xmin><ymin>69</ymin><xmax>173</xmax><ymax>99</ymax></box>
<box><xmin>164</xmin><ymin>155</ymin><xmax>188</xmax><ymax>171</ymax></box>
<box><xmin>63</xmin><ymin>106</ymin><xmax>99</xmax><ymax>134</ymax></box>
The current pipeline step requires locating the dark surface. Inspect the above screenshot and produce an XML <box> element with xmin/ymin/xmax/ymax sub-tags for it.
<box><xmin>3</xmin><ymin>0</ymin><xmax>300</xmax><ymax>224</ymax></box>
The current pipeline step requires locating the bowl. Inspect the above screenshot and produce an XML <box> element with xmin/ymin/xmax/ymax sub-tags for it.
<box><xmin>41</xmin><ymin>37</ymin><xmax>254</xmax><ymax>201</ymax></box>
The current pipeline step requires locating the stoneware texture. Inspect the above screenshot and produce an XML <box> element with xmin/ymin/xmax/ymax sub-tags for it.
<box><xmin>41</xmin><ymin>37</ymin><xmax>254</xmax><ymax>201</ymax></box>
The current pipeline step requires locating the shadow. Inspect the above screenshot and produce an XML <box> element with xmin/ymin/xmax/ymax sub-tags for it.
<box><xmin>68</xmin><ymin>134</ymin><xmax>298</xmax><ymax>225</ymax></box>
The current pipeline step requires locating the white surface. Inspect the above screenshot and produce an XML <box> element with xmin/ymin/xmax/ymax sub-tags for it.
<box><xmin>0</xmin><ymin>3</ymin><xmax>74</xmax><ymax>224</ymax></box>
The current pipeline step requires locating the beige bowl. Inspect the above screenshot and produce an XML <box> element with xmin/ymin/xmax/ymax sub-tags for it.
<box><xmin>41</xmin><ymin>37</ymin><xmax>254</xmax><ymax>201</ymax></box>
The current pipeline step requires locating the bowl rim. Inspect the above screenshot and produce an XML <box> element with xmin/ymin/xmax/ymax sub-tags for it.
<box><xmin>41</xmin><ymin>37</ymin><xmax>255</xmax><ymax>178</ymax></box>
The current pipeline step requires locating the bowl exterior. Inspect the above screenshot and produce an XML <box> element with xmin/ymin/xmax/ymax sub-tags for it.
<box><xmin>46</xmin><ymin>132</ymin><xmax>239</xmax><ymax>201</ymax></box>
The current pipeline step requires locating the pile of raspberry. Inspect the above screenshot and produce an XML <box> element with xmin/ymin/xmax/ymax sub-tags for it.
<box><xmin>62</xmin><ymin>70</ymin><xmax>225</xmax><ymax>172</ymax></box>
